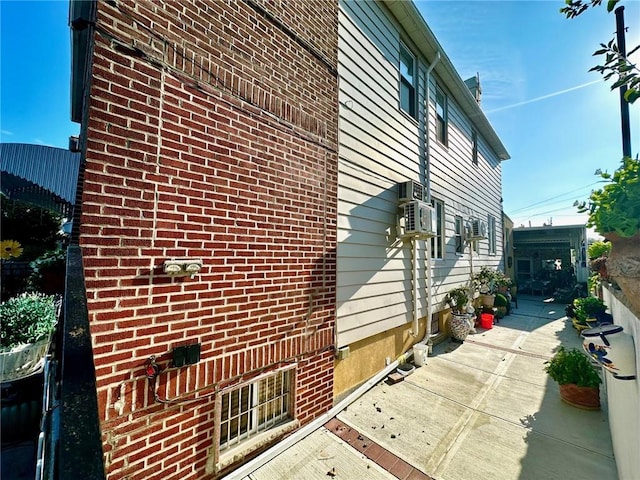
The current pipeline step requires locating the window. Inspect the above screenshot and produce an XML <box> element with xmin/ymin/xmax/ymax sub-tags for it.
<box><xmin>399</xmin><ymin>45</ymin><xmax>417</xmax><ymax>119</ymax></box>
<box><xmin>430</xmin><ymin>199</ymin><xmax>444</xmax><ymax>259</ymax></box>
<box><xmin>488</xmin><ymin>215</ymin><xmax>496</xmax><ymax>255</ymax></box>
<box><xmin>455</xmin><ymin>215</ymin><xmax>464</xmax><ymax>254</ymax></box>
<box><xmin>219</xmin><ymin>368</ymin><xmax>293</xmax><ymax>453</ymax></box>
<box><xmin>430</xmin><ymin>312</ymin><xmax>440</xmax><ymax>335</ymax></box>
<box><xmin>472</xmin><ymin>131</ymin><xmax>478</xmax><ymax>165</ymax></box>
<box><xmin>435</xmin><ymin>87</ymin><xmax>447</xmax><ymax>144</ymax></box>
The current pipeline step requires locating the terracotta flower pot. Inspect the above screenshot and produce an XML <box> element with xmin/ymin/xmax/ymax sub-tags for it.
<box><xmin>559</xmin><ymin>383</ymin><xmax>600</xmax><ymax>410</ymax></box>
<box><xmin>605</xmin><ymin>232</ymin><xmax>640</xmax><ymax>317</ymax></box>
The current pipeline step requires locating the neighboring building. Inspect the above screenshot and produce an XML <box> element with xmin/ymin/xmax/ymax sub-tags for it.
<box><xmin>503</xmin><ymin>213</ymin><xmax>515</xmax><ymax>282</ymax></box>
<box><xmin>512</xmin><ymin>224</ymin><xmax>589</xmax><ymax>292</ymax></box>
<box><xmin>68</xmin><ymin>0</ymin><xmax>509</xmax><ymax>477</ymax></box>
<box><xmin>70</xmin><ymin>0</ymin><xmax>338</xmax><ymax>478</ymax></box>
<box><xmin>333</xmin><ymin>0</ymin><xmax>509</xmax><ymax>396</ymax></box>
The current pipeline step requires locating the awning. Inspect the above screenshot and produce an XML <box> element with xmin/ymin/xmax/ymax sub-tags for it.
<box><xmin>0</xmin><ymin>143</ymin><xmax>81</xmax><ymax>216</ymax></box>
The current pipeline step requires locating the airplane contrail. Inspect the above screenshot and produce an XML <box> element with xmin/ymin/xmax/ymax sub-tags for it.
<box><xmin>485</xmin><ymin>79</ymin><xmax>602</xmax><ymax>113</ymax></box>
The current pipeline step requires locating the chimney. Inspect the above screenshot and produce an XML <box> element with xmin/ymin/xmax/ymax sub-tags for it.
<box><xmin>464</xmin><ymin>73</ymin><xmax>482</xmax><ymax>105</ymax></box>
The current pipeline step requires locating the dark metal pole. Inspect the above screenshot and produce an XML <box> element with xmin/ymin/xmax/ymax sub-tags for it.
<box><xmin>615</xmin><ymin>6</ymin><xmax>632</xmax><ymax>157</ymax></box>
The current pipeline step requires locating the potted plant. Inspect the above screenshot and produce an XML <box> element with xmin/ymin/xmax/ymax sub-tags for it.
<box><xmin>445</xmin><ymin>285</ymin><xmax>473</xmax><ymax>342</ymax></box>
<box><xmin>494</xmin><ymin>293</ymin><xmax>508</xmax><ymax>319</ymax></box>
<box><xmin>27</xmin><ymin>249</ymin><xmax>66</xmax><ymax>295</ymax></box>
<box><xmin>588</xmin><ymin>240</ymin><xmax>611</xmax><ymax>281</ymax></box>
<box><xmin>471</xmin><ymin>266</ymin><xmax>499</xmax><ymax>307</ymax></box>
<box><xmin>576</xmin><ymin>157</ymin><xmax>640</xmax><ymax>316</ymax></box>
<box><xmin>1</xmin><ymin>292</ymin><xmax>59</xmax><ymax>382</ymax></box>
<box><xmin>573</xmin><ymin>296</ymin><xmax>607</xmax><ymax>325</ymax></box>
<box><xmin>544</xmin><ymin>347</ymin><xmax>601</xmax><ymax>409</ymax></box>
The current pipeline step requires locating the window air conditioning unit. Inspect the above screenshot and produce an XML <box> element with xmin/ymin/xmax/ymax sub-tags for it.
<box><xmin>398</xmin><ymin>180</ymin><xmax>425</xmax><ymax>203</ymax></box>
<box><xmin>465</xmin><ymin>219</ymin><xmax>487</xmax><ymax>241</ymax></box>
<box><xmin>403</xmin><ymin>201</ymin><xmax>436</xmax><ymax>237</ymax></box>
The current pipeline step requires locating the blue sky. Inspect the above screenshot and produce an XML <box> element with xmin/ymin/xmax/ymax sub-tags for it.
<box><xmin>416</xmin><ymin>1</ymin><xmax>639</xmax><ymax>231</ymax></box>
<box><xmin>1</xmin><ymin>1</ymin><xmax>638</xmax><ymax>233</ymax></box>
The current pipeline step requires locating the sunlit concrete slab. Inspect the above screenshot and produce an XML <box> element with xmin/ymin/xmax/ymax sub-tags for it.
<box><xmin>241</xmin><ymin>303</ymin><xmax>617</xmax><ymax>480</ymax></box>
<box><xmin>429</xmin><ymin>341</ymin><xmax>507</xmax><ymax>377</ymax></box>
<box><xmin>438</xmin><ymin>412</ymin><xmax>617</xmax><ymax>480</ymax></box>
<box><xmin>338</xmin><ymin>379</ymin><xmax>472</xmax><ymax>469</ymax></box>
<box><xmin>480</xmin><ymin>375</ymin><xmax>614</xmax><ymax>456</ymax></box>
<box><xmin>245</xmin><ymin>428</ymin><xmax>396</xmax><ymax>480</ymax></box>
<box><xmin>501</xmin><ymin>353</ymin><xmax>551</xmax><ymax>386</ymax></box>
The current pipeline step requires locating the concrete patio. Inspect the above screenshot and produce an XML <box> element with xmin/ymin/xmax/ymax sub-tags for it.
<box><xmin>240</xmin><ymin>296</ymin><xmax>617</xmax><ymax>480</ymax></box>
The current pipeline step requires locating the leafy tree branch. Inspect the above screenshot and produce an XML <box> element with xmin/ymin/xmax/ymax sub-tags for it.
<box><xmin>561</xmin><ymin>0</ymin><xmax>640</xmax><ymax>103</ymax></box>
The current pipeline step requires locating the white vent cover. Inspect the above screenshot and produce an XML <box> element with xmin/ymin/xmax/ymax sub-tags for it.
<box><xmin>403</xmin><ymin>201</ymin><xmax>436</xmax><ymax>237</ymax></box>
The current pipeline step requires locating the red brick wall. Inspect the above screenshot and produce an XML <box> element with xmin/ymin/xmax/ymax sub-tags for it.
<box><xmin>78</xmin><ymin>1</ymin><xmax>337</xmax><ymax>478</ymax></box>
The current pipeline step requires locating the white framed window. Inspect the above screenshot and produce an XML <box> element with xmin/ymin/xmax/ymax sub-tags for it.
<box><xmin>430</xmin><ymin>198</ymin><xmax>444</xmax><ymax>259</ymax></box>
<box><xmin>454</xmin><ymin>215</ymin><xmax>464</xmax><ymax>255</ymax></box>
<box><xmin>435</xmin><ymin>86</ymin><xmax>447</xmax><ymax>145</ymax></box>
<box><xmin>488</xmin><ymin>215</ymin><xmax>496</xmax><ymax>255</ymax></box>
<box><xmin>472</xmin><ymin>131</ymin><xmax>478</xmax><ymax>165</ymax></box>
<box><xmin>218</xmin><ymin>367</ymin><xmax>296</xmax><ymax>457</ymax></box>
<box><xmin>399</xmin><ymin>44</ymin><xmax>417</xmax><ymax>119</ymax></box>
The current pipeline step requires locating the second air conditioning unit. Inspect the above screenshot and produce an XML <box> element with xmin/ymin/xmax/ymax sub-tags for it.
<box><xmin>465</xmin><ymin>219</ymin><xmax>487</xmax><ymax>241</ymax></box>
<box><xmin>403</xmin><ymin>201</ymin><xmax>436</xmax><ymax>237</ymax></box>
<box><xmin>398</xmin><ymin>180</ymin><xmax>425</xmax><ymax>203</ymax></box>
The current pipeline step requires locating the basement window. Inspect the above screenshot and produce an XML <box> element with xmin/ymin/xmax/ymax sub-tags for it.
<box><xmin>216</xmin><ymin>367</ymin><xmax>298</xmax><ymax>470</ymax></box>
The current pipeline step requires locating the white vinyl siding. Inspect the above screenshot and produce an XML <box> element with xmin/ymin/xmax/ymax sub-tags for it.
<box><xmin>337</xmin><ymin>0</ymin><xmax>505</xmax><ymax>347</ymax></box>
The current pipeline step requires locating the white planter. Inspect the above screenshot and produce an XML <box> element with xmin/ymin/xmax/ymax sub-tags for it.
<box><xmin>0</xmin><ymin>335</ymin><xmax>51</xmax><ymax>383</ymax></box>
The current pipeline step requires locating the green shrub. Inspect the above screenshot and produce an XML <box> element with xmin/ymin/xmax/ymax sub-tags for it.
<box><xmin>494</xmin><ymin>293</ymin><xmax>508</xmax><ymax>307</ymax></box>
<box><xmin>573</xmin><ymin>296</ymin><xmax>606</xmax><ymax>323</ymax></box>
<box><xmin>587</xmin><ymin>240</ymin><xmax>611</xmax><ymax>260</ymax></box>
<box><xmin>577</xmin><ymin>157</ymin><xmax>640</xmax><ymax>237</ymax></box>
<box><xmin>0</xmin><ymin>293</ymin><xmax>58</xmax><ymax>349</ymax></box>
<box><xmin>446</xmin><ymin>286</ymin><xmax>470</xmax><ymax>313</ymax></box>
<box><xmin>544</xmin><ymin>347</ymin><xmax>601</xmax><ymax>388</ymax></box>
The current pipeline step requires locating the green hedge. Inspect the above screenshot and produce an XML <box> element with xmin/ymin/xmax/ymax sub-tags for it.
<box><xmin>0</xmin><ymin>293</ymin><xmax>58</xmax><ymax>349</ymax></box>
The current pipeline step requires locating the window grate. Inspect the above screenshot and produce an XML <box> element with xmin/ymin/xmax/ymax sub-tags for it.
<box><xmin>219</xmin><ymin>369</ymin><xmax>292</xmax><ymax>452</ymax></box>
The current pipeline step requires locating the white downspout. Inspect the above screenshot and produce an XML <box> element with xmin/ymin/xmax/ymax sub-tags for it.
<box><xmin>411</xmin><ymin>237</ymin><xmax>419</xmax><ymax>336</ymax></box>
<box><xmin>424</xmin><ymin>52</ymin><xmax>440</xmax><ymax>203</ymax></box>
<box><xmin>419</xmin><ymin>52</ymin><xmax>440</xmax><ymax>350</ymax></box>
